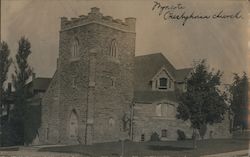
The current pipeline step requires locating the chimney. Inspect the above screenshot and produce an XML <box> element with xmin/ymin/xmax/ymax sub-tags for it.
<box><xmin>32</xmin><ymin>73</ymin><xmax>36</xmax><ymax>81</ymax></box>
<box><xmin>7</xmin><ymin>83</ymin><xmax>11</xmax><ymax>93</ymax></box>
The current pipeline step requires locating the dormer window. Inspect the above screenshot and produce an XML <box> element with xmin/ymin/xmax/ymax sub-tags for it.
<box><xmin>71</xmin><ymin>37</ymin><xmax>79</xmax><ymax>58</ymax></box>
<box><xmin>159</xmin><ymin>77</ymin><xmax>167</xmax><ymax>89</ymax></box>
<box><xmin>109</xmin><ymin>39</ymin><xmax>117</xmax><ymax>58</ymax></box>
<box><xmin>151</xmin><ymin>67</ymin><xmax>175</xmax><ymax>91</ymax></box>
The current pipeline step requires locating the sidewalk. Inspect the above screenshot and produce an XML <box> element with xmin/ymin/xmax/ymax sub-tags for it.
<box><xmin>0</xmin><ymin>145</ymin><xmax>84</xmax><ymax>157</ymax></box>
<box><xmin>201</xmin><ymin>149</ymin><xmax>250</xmax><ymax>157</ymax></box>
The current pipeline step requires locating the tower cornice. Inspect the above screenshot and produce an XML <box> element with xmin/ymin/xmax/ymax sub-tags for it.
<box><xmin>60</xmin><ymin>7</ymin><xmax>136</xmax><ymax>33</ymax></box>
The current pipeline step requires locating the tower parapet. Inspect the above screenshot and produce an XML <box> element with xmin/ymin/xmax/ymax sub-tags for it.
<box><xmin>60</xmin><ymin>7</ymin><xmax>136</xmax><ymax>32</ymax></box>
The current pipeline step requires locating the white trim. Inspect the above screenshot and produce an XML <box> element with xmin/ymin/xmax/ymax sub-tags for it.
<box><xmin>151</xmin><ymin>66</ymin><xmax>175</xmax><ymax>82</ymax></box>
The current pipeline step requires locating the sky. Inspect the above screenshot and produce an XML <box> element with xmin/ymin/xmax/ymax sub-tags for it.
<box><xmin>1</xmin><ymin>0</ymin><xmax>249</xmax><ymax>84</ymax></box>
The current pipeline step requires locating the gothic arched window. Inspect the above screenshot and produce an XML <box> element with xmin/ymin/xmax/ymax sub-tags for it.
<box><xmin>156</xmin><ymin>104</ymin><xmax>162</xmax><ymax>116</ymax></box>
<box><xmin>110</xmin><ymin>39</ymin><xmax>117</xmax><ymax>58</ymax></box>
<box><xmin>71</xmin><ymin>37</ymin><xmax>79</xmax><ymax>58</ymax></box>
<box><xmin>156</xmin><ymin>103</ymin><xmax>176</xmax><ymax>118</ymax></box>
<box><xmin>108</xmin><ymin>118</ymin><xmax>115</xmax><ymax>127</ymax></box>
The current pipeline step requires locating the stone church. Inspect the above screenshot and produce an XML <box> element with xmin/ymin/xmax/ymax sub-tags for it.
<box><xmin>38</xmin><ymin>7</ymin><xmax>231</xmax><ymax>145</ymax></box>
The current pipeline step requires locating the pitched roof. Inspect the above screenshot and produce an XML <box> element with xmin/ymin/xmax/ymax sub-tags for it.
<box><xmin>134</xmin><ymin>53</ymin><xmax>176</xmax><ymax>91</ymax></box>
<box><xmin>175</xmin><ymin>68</ymin><xmax>192</xmax><ymax>82</ymax></box>
<box><xmin>26</xmin><ymin>77</ymin><xmax>52</xmax><ymax>91</ymax></box>
<box><xmin>134</xmin><ymin>53</ymin><xmax>192</xmax><ymax>103</ymax></box>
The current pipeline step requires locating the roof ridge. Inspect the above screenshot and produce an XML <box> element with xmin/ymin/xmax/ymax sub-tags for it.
<box><xmin>135</xmin><ymin>52</ymin><xmax>163</xmax><ymax>58</ymax></box>
<box><xmin>176</xmin><ymin>67</ymin><xmax>193</xmax><ymax>71</ymax></box>
<box><xmin>35</xmin><ymin>77</ymin><xmax>52</xmax><ymax>79</ymax></box>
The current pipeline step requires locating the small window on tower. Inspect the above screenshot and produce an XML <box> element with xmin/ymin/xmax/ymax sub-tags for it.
<box><xmin>71</xmin><ymin>37</ymin><xmax>80</xmax><ymax>58</ymax></box>
<box><xmin>72</xmin><ymin>77</ymin><xmax>77</xmax><ymax>88</ymax></box>
<box><xmin>108</xmin><ymin>118</ymin><xmax>115</xmax><ymax>127</ymax></box>
<box><xmin>110</xmin><ymin>39</ymin><xmax>117</xmax><ymax>58</ymax></box>
<box><xmin>111</xmin><ymin>77</ymin><xmax>116</xmax><ymax>87</ymax></box>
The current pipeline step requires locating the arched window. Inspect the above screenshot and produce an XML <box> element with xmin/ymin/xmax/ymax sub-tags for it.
<box><xmin>110</xmin><ymin>39</ymin><xmax>117</xmax><ymax>58</ymax></box>
<box><xmin>108</xmin><ymin>118</ymin><xmax>115</xmax><ymax>127</ymax></box>
<box><xmin>156</xmin><ymin>104</ymin><xmax>162</xmax><ymax>116</ymax></box>
<box><xmin>167</xmin><ymin>104</ymin><xmax>175</xmax><ymax>118</ymax></box>
<box><xmin>71</xmin><ymin>37</ymin><xmax>79</xmax><ymax>58</ymax></box>
<box><xmin>155</xmin><ymin>103</ymin><xmax>176</xmax><ymax>118</ymax></box>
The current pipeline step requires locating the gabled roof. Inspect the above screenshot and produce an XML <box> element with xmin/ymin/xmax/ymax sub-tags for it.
<box><xmin>26</xmin><ymin>78</ymin><xmax>52</xmax><ymax>91</ymax></box>
<box><xmin>175</xmin><ymin>68</ymin><xmax>192</xmax><ymax>82</ymax></box>
<box><xmin>134</xmin><ymin>52</ymin><xmax>192</xmax><ymax>103</ymax></box>
<box><xmin>134</xmin><ymin>53</ymin><xmax>176</xmax><ymax>91</ymax></box>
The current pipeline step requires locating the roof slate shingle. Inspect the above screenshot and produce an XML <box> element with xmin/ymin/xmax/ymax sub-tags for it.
<box><xmin>134</xmin><ymin>53</ymin><xmax>192</xmax><ymax>103</ymax></box>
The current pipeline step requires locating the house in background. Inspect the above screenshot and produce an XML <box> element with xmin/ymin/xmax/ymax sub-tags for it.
<box><xmin>25</xmin><ymin>74</ymin><xmax>51</xmax><ymax>106</ymax></box>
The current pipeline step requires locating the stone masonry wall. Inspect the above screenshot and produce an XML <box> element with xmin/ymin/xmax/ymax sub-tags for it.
<box><xmin>92</xmin><ymin>23</ymin><xmax>135</xmax><ymax>143</ymax></box>
<box><xmin>133</xmin><ymin>102</ymin><xmax>231</xmax><ymax>142</ymax></box>
<box><xmin>133</xmin><ymin>102</ymin><xmax>193</xmax><ymax>142</ymax></box>
<box><xmin>57</xmin><ymin>25</ymin><xmax>90</xmax><ymax>144</ymax></box>
<box><xmin>40</xmin><ymin>71</ymin><xmax>60</xmax><ymax>144</ymax></box>
<box><xmin>41</xmin><ymin>7</ymin><xmax>136</xmax><ymax>144</ymax></box>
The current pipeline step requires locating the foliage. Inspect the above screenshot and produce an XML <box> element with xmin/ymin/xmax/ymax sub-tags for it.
<box><xmin>24</xmin><ymin>104</ymin><xmax>41</xmax><ymax>144</ymax></box>
<box><xmin>0</xmin><ymin>41</ymin><xmax>12</xmax><ymax>146</ymax></box>
<box><xmin>177</xmin><ymin>129</ymin><xmax>186</xmax><ymax>140</ymax></box>
<box><xmin>0</xmin><ymin>41</ymin><xmax>12</xmax><ymax>93</ymax></box>
<box><xmin>150</xmin><ymin>132</ymin><xmax>160</xmax><ymax>141</ymax></box>
<box><xmin>177</xmin><ymin>59</ymin><xmax>227</xmax><ymax>133</ymax></box>
<box><xmin>10</xmin><ymin>36</ymin><xmax>33</xmax><ymax>145</ymax></box>
<box><xmin>229</xmin><ymin>72</ymin><xmax>248</xmax><ymax>129</ymax></box>
<box><xmin>0</xmin><ymin>41</ymin><xmax>12</xmax><ymax>106</ymax></box>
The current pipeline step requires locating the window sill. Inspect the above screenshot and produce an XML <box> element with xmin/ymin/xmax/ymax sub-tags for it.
<box><xmin>158</xmin><ymin>86</ymin><xmax>167</xmax><ymax>89</ymax></box>
<box><xmin>70</xmin><ymin>57</ymin><xmax>80</xmax><ymax>62</ymax></box>
<box><xmin>152</xmin><ymin>88</ymin><xmax>175</xmax><ymax>92</ymax></box>
<box><xmin>152</xmin><ymin>116</ymin><xmax>176</xmax><ymax>120</ymax></box>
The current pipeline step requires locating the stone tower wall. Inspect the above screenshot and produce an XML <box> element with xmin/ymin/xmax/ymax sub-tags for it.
<box><xmin>41</xmin><ymin>7</ymin><xmax>136</xmax><ymax>144</ymax></box>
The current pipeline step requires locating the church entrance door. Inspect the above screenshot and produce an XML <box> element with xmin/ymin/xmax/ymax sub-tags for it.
<box><xmin>69</xmin><ymin>109</ymin><xmax>79</xmax><ymax>143</ymax></box>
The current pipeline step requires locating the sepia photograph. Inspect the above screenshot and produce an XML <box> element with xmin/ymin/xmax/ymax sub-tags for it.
<box><xmin>0</xmin><ymin>0</ymin><xmax>249</xmax><ymax>156</ymax></box>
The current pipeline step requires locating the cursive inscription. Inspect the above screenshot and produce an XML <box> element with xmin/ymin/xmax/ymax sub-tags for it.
<box><xmin>152</xmin><ymin>1</ymin><xmax>243</xmax><ymax>26</ymax></box>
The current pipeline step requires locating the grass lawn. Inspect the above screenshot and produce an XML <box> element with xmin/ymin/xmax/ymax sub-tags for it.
<box><xmin>38</xmin><ymin>138</ymin><xmax>249</xmax><ymax>157</ymax></box>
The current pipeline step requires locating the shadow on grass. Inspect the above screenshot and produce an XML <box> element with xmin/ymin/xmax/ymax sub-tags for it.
<box><xmin>0</xmin><ymin>146</ymin><xmax>19</xmax><ymax>151</ymax></box>
<box><xmin>38</xmin><ymin>146</ymin><xmax>92</xmax><ymax>156</ymax></box>
<box><xmin>147</xmin><ymin>145</ymin><xmax>193</xmax><ymax>151</ymax></box>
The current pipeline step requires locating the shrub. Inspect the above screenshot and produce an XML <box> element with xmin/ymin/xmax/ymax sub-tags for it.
<box><xmin>177</xmin><ymin>129</ymin><xmax>186</xmax><ymax>140</ymax></box>
<box><xmin>150</xmin><ymin>132</ymin><xmax>160</xmax><ymax>141</ymax></box>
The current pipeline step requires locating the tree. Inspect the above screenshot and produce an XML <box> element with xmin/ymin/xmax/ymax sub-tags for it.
<box><xmin>0</xmin><ymin>41</ymin><xmax>12</xmax><ymax>105</ymax></box>
<box><xmin>0</xmin><ymin>41</ymin><xmax>12</xmax><ymax>146</ymax></box>
<box><xmin>177</xmin><ymin>60</ymin><xmax>227</xmax><ymax>148</ymax></box>
<box><xmin>11</xmin><ymin>37</ymin><xmax>32</xmax><ymax>145</ymax></box>
<box><xmin>229</xmin><ymin>72</ymin><xmax>248</xmax><ymax>130</ymax></box>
